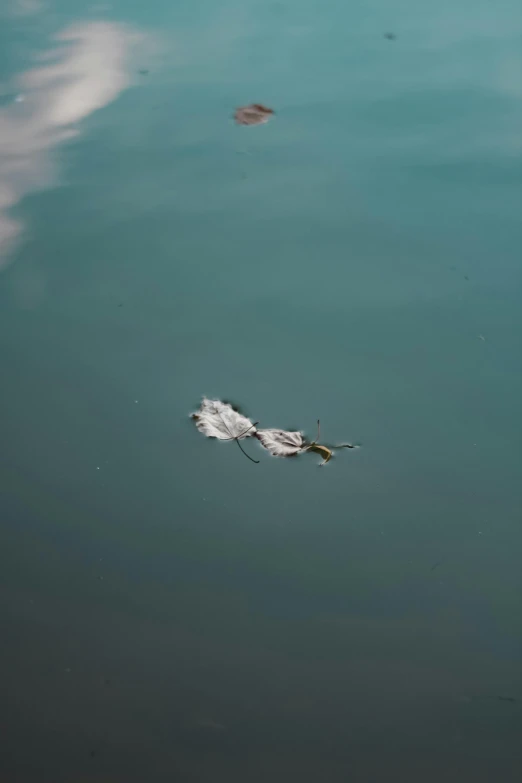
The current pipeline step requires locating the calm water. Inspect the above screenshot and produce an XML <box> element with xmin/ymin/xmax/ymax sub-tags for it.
<box><xmin>1</xmin><ymin>1</ymin><xmax>521</xmax><ymax>781</ymax></box>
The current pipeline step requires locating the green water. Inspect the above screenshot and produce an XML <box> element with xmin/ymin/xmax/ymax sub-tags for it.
<box><xmin>1</xmin><ymin>1</ymin><xmax>521</xmax><ymax>781</ymax></box>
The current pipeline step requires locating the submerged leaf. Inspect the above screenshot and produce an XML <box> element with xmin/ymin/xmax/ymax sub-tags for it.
<box><xmin>255</xmin><ymin>429</ymin><xmax>304</xmax><ymax>457</ymax></box>
<box><xmin>192</xmin><ymin>398</ymin><xmax>256</xmax><ymax>440</ymax></box>
<box><xmin>234</xmin><ymin>103</ymin><xmax>274</xmax><ymax>126</ymax></box>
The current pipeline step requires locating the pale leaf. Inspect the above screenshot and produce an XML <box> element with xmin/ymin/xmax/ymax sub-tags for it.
<box><xmin>192</xmin><ymin>398</ymin><xmax>256</xmax><ymax>440</ymax></box>
<box><xmin>255</xmin><ymin>429</ymin><xmax>304</xmax><ymax>457</ymax></box>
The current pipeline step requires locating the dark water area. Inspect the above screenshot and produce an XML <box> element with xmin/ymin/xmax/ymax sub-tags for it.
<box><xmin>1</xmin><ymin>1</ymin><xmax>521</xmax><ymax>781</ymax></box>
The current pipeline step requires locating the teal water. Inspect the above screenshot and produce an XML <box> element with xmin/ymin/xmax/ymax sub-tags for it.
<box><xmin>1</xmin><ymin>1</ymin><xmax>521</xmax><ymax>781</ymax></box>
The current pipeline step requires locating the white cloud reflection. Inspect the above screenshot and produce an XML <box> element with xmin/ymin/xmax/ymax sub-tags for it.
<box><xmin>0</xmin><ymin>20</ymin><xmax>142</xmax><ymax>266</ymax></box>
<box><xmin>7</xmin><ymin>0</ymin><xmax>45</xmax><ymax>16</ymax></box>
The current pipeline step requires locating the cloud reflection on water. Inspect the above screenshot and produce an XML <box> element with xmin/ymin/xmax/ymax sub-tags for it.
<box><xmin>0</xmin><ymin>20</ymin><xmax>142</xmax><ymax>265</ymax></box>
<box><xmin>6</xmin><ymin>0</ymin><xmax>45</xmax><ymax>16</ymax></box>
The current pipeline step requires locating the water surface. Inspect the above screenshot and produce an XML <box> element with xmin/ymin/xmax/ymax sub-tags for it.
<box><xmin>1</xmin><ymin>1</ymin><xmax>521</xmax><ymax>781</ymax></box>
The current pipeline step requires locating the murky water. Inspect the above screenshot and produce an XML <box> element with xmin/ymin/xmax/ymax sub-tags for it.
<box><xmin>1</xmin><ymin>1</ymin><xmax>521</xmax><ymax>781</ymax></box>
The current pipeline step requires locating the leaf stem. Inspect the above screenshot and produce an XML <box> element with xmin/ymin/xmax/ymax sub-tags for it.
<box><xmin>235</xmin><ymin>438</ymin><xmax>260</xmax><ymax>463</ymax></box>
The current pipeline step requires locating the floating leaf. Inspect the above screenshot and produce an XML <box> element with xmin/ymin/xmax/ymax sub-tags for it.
<box><xmin>303</xmin><ymin>420</ymin><xmax>358</xmax><ymax>466</ymax></box>
<box><xmin>192</xmin><ymin>398</ymin><xmax>256</xmax><ymax>440</ymax></box>
<box><xmin>234</xmin><ymin>103</ymin><xmax>274</xmax><ymax>126</ymax></box>
<box><xmin>306</xmin><ymin>443</ymin><xmax>333</xmax><ymax>466</ymax></box>
<box><xmin>256</xmin><ymin>420</ymin><xmax>357</xmax><ymax>465</ymax></box>
<box><xmin>191</xmin><ymin>398</ymin><xmax>259</xmax><ymax>463</ymax></box>
<box><xmin>255</xmin><ymin>428</ymin><xmax>304</xmax><ymax>457</ymax></box>
<box><xmin>192</xmin><ymin>400</ymin><xmax>359</xmax><ymax>467</ymax></box>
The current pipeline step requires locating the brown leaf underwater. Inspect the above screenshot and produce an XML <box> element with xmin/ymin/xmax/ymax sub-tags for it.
<box><xmin>234</xmin><ymin>103</ymin><xmax>274</xmax><ymax>126</ymax></box>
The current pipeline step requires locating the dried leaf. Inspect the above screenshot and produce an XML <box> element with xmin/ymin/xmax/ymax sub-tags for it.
<box><xmin>192</xmin><ymin>398</ymin><xmax>256</xmax><ymax>440</ymax></box>
<box><xmin>192</xmin><ymin>401</ymin><xmax>358</xmax><ymax>468</ymax></box>
<box><xmin>234</xmin><ymin>103</ymin><xmax>274</xmax><ymax>126</ymax></box>
<box><xmin>255</xmin><ymin>429</ymin><xmax>304</xmax><ymax>457</ymax></box>
<box><xmin>307</xmin><ymin>444</ymin><xmax>333</xmax><ymax>466</ymax></box>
